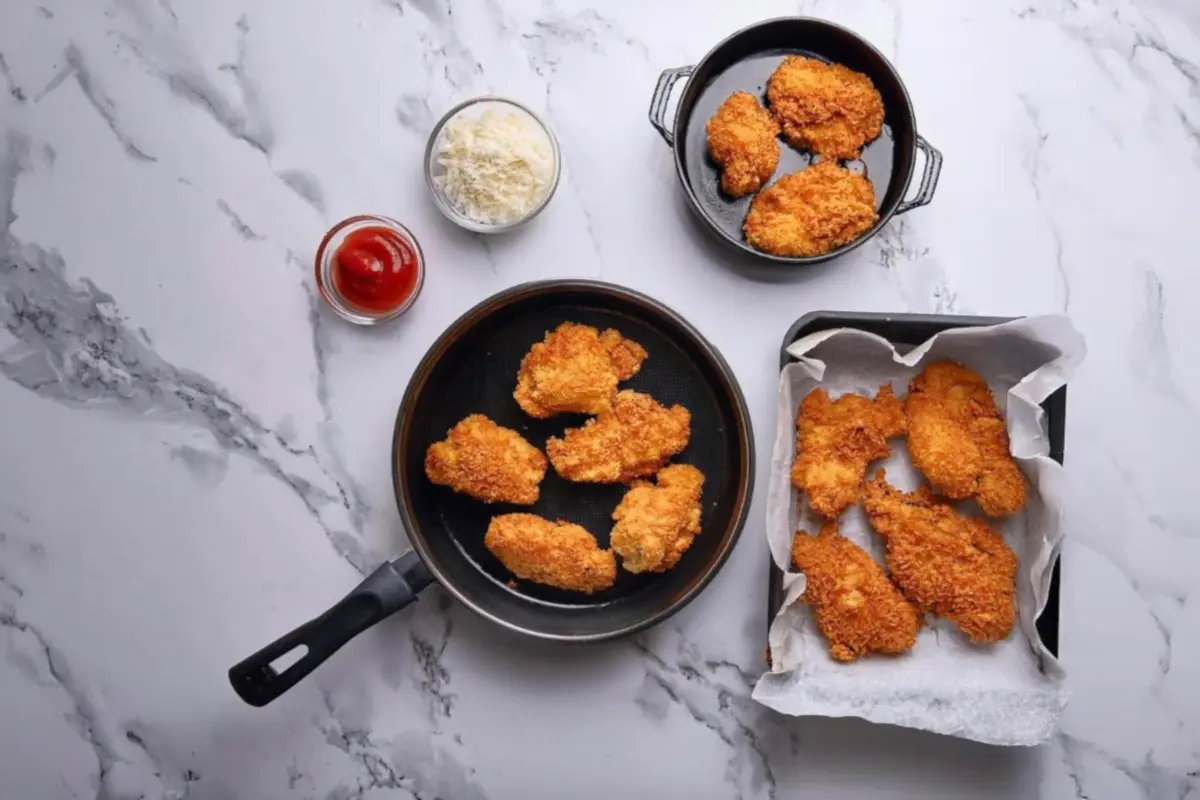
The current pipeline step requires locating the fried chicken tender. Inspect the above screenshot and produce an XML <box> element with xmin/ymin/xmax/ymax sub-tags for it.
<box><xmin>862</xmin><ymin>471</ymin><xmax>1018</xmax><ymax>644</ymax></box>
<box><xmin>706</xmin><ymin>91</ymin><xmax>781</xmax><ymax>198</ymax></box>
<box><xmin>766</xmin><ymin>55</ymin><xmax>884</xmax><ymax>160</ymax></box>
<box><xmin>546</xmin><ymin>390</ymin><xmax>691</xmax><ymax>483</ymax></box>
<box><xmin>743</xmin><ymin>161</ymin><xmax>877</xmax><ymax>257</ymax></box>
<box><xmin>906</xmin><ymin>362</ymin><xmax>1028</xmax><ymax>517</ymax></box>
<box><xmin>791</xmin><ymin>385</ymin><xmax>906</xmax><ymax>519</ymax></box>
<box><xmin>514</xmin><ymin>322</ymin><xmax>648</xmax><ymax>419</ymax></box>
<box><xmin>484</xmin><ymin>514</ymin><xmax>616</xmax><ymax>594</ymax></box>
<box><xmin>610</xmin><ymin>464</ymin><xmax>705</xmax><ymax>573</ymax></box>
<box><xmin>791</xmin><ymin>522</ymin><xmax>920</xmax><ymax>662</ymax></box>
<box><xmin>424</xmin><ymin>414</ymin><xmax>547</xmax><ymax>504</ymax></box>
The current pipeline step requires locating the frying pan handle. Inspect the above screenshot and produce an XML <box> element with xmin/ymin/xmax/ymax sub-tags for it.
<box><xmin>896</xmin><ymin>135</ymin><xmax>943</xmax><ymax>214</ymax></box>
<box><xmin>649</xmin><ymin>66</ymin><xmax>694</xmax><ymax>147</ymax></box>
<box><xmin>228</xmin><ymin>551</ymin><xmax>434</xmax><ymax>707</ymax></box>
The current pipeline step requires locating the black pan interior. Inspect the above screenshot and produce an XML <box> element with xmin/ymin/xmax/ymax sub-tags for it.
<box><xmin>676</xmin><ymin>19</ymin><xmax>917</xmax><ymax>259</ymax></box>
<box><xmin>397</xmin><ymin>285</ymin><xmax>751</xmax><ymax>639</ymax></box>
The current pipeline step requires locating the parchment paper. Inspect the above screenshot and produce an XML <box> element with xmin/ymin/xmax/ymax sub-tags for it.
<box><xmin>751</xmin><ymin>316</ymin><xmax>1086</xmax><ymax>746</ymax></box>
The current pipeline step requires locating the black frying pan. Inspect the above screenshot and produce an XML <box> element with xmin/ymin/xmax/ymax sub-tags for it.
<box><xmin>648</xmin><ymin>17</ymin><xmax>943</xmax><ymax>265</ymax></box>
<box><xmin>229</xmin><ymin>280</ymin><xmax>754</xmax><ymax>706</ymax></box>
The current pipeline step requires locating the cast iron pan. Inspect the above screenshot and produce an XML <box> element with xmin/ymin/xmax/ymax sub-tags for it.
<box><xmin>648</xmin><ymin>17</ymin><xmax>943</xmax><ymax>265</ymax></box>
<box><xmin>229</xmin><ymin>280</ymin><xmax>755</xmax><ymax>706</ymax></box>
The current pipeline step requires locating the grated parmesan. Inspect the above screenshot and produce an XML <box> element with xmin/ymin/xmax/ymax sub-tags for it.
<box><xmin>434</xmin><ymin>108</ymin><xmax>555</xmax><ymax>225</ymax></box>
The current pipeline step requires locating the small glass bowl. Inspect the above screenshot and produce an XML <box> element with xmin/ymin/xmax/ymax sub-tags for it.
<box><xmin>424</xmin><ymin>96</ymin><xmax>562</xmax><ymax>234</ymax></box>
<box><xmin>314</xmin><ymin>215</ymin><xmax>425</xmax><ymax>326</ymax></box>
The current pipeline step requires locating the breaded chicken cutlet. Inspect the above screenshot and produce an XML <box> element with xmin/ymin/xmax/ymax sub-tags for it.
<box><xmin>610</xmin><ymin>464</ymin><xmax>705</xmax><ymax>574</ymax></box>
<box><xmin>791</xmin><ymin>522</ymin><xmax>921</xmax><ymax>662</ymax></box>
<box><xmin>706</xmin><ymin>91</ymin><xmax>781</xmax><ymax>198</ymax></box>
<box><xmin>514</xmin><ymin>322</ymin><xmax>647</xmax><ymax>419</ymax></box>
<box><xmin>743</xmin><ymin>161</ymin><xmax>877</xmax><ymax>258</ymax></box>
<box><xmin>862</xmin><ymin>471</ymin><xmax>1018</xmax><ymax>644</ymax></box>
<box><xmin>906</xmin><ymin>361</ymin><xmax>1028</xmax><ymax>517</ymax></box>
<box><xmin>484</xmin><ymin>514</ymin><xmax>616</xmax><ymax>594</ymax></box>
<box><xmin>766</xmin><ymin>55</ymin><xmax>884</xmax><ymax>160</ymax></box>
<box><xmin>424</xmin><ymin>414</ymin><xmax>547</xmax><ymax>504</ymax></box>
<box><xmin>792</xmin><ymin>384</ymin><xmax>906</xmax><ymax>519</ymax></box>
<box><xmin>546</xmin><ymin>390</ymin><xmax>691</xmax><ymax>483</ymax></box>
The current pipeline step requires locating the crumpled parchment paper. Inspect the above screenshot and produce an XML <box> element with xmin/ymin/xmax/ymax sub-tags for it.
<box><xmin>751</xmin><ymin>316</ymin><xmax>1086</xmax><ymax>746</ymax></box>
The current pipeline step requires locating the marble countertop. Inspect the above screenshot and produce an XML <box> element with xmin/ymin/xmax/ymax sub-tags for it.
<box><xmin>1</xmin><ymin>1</ymin><xmax>1197</xmax><ymax>798</ymax></box>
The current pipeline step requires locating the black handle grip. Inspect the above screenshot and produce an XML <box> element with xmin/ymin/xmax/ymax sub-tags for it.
<box><xmin>648</xmin><ymin>66</ymin><xmax>693</xmax><ymax>147</ymax></box>
<box><xmin>896</xmin><ymin>134</ymin><xmax>943</xmax><ymax>214</ymax></box>
<box><xmin>228</xmin><ymin>551</ymin><xmax>434</xmax><ymax>707</ymax></box>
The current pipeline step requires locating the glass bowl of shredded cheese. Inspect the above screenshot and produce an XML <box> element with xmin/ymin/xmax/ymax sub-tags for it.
<box><xmin>425</xmin><ymin>96</ymin><xmax>561</xmax><ymax>233</ymax></box>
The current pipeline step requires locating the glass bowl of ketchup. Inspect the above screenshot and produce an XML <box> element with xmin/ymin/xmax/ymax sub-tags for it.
<box><xmin>315</xmin><ymin>215</ymin><xmax>425</xmax><ymax>325</ymax></box>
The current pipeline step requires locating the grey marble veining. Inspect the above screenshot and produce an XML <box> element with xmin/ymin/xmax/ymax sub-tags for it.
<box><xmin>1</xmin><ymin>0</ymin><xmax>1199</xmax><ymax>798</ymax></box>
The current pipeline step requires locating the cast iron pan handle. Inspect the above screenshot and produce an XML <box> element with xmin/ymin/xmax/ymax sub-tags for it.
<box><xmin>648</xmin><ymin>66</ymin><xmax>694</xmax><ymax>147</ymax></box>
<box><xmin>896</xmin><ymin>135</ymin><xmax>943</xmax><ymax>214</ymax></box>
<box><xmin>228</xmin><ymin>551</ymin><xmax>434</xmax><ymax>707</ymax></box>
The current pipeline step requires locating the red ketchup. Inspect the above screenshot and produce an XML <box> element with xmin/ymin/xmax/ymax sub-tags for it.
<box><xmin>331</xmin><ymin>226</ymin><xmax>419</xmax><ymax>312</ymax></box>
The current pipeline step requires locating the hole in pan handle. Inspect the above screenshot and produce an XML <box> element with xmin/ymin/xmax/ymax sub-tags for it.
<box><xmin>895</xmin><ymin>135</ymin><xmax>943</xmax><ymax>215</ymax></box>
<box><xmin>648</xmin><ymin>66</ymin><xmax>694</xmax><ymax>147</ymax></box>
<box><xmin>227</xmin><ymin>550</ymin><xmax>434</xmax><ymax>707</ymax></box>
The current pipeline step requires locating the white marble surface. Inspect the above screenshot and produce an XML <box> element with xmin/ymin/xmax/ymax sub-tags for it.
<box><xmin>0</xmin><ymin>0</ymin><xmax>1197</xmax><ymax>798</ymax></box>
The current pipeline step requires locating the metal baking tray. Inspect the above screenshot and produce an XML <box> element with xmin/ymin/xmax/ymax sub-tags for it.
<box><xmin>767</xmin><ymin>311</ymin><xmax>1064</xmax><ymax>656</ymax></box>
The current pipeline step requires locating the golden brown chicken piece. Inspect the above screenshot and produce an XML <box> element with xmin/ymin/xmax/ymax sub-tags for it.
<box><xmin>765</xmin><ymin>55</ymin><xmax>884</xmax><ymax>160</ymax></box>
<box><xmin>706</xmin><ymin>91</ymin><xmax>781</xmax><ymax>198</ymax></box>
<box><xmin>862</xmin><ymin>471</ymin><xmax>1018</xmax><ymax>644</ymax></box>
<box><xmin>546</xmin><ymin>390</ymin><xmax>691</xmax><ymax>483</ymax></box>
<box><xmin>906</xmin><ymin>362</ymin><xmax>1028</xmax><ymax>517</ymax></box>
<box><xmin>599</xmin><ymin>328</ymin><xmax>646</xmax><ymax>380</ymax></box>
<box><xmin>743</xmin><ymin>161</ymin><xmax>877</xmax><ymax>258</ymax></box>
<box><xmin>484</xmin><ymin>514</ymin><xmax>616</xmax><ymax>594</ymax></box>
<box><xmin>791</xmin><ymin>522</ymin><xmax>921</xmax><ymax>662</ymax></box>
<box><xmin>424</xmin><ymin>414</ymin><xmax>547</xmax><ymax>504</ymax></box>
<box><xmin>791</xmin><ymin>384</ymin><xmax>906</xmax><ymax>519</ymax></box>
<box><xmin>514</xmin><ymin>322</ymin><xmax>648</xmax><ymax>419</ymax></box>
<box><xmin>610</xmin><ymin>464</ymin><xmax>705</xmax><ymax>573</ymax></box>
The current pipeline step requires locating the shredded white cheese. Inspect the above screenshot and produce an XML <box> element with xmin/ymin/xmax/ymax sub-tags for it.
<box><xmin>435</xmin><ymin>108</ymin><xmax>555</xmax><ymax>225</ymax></box>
